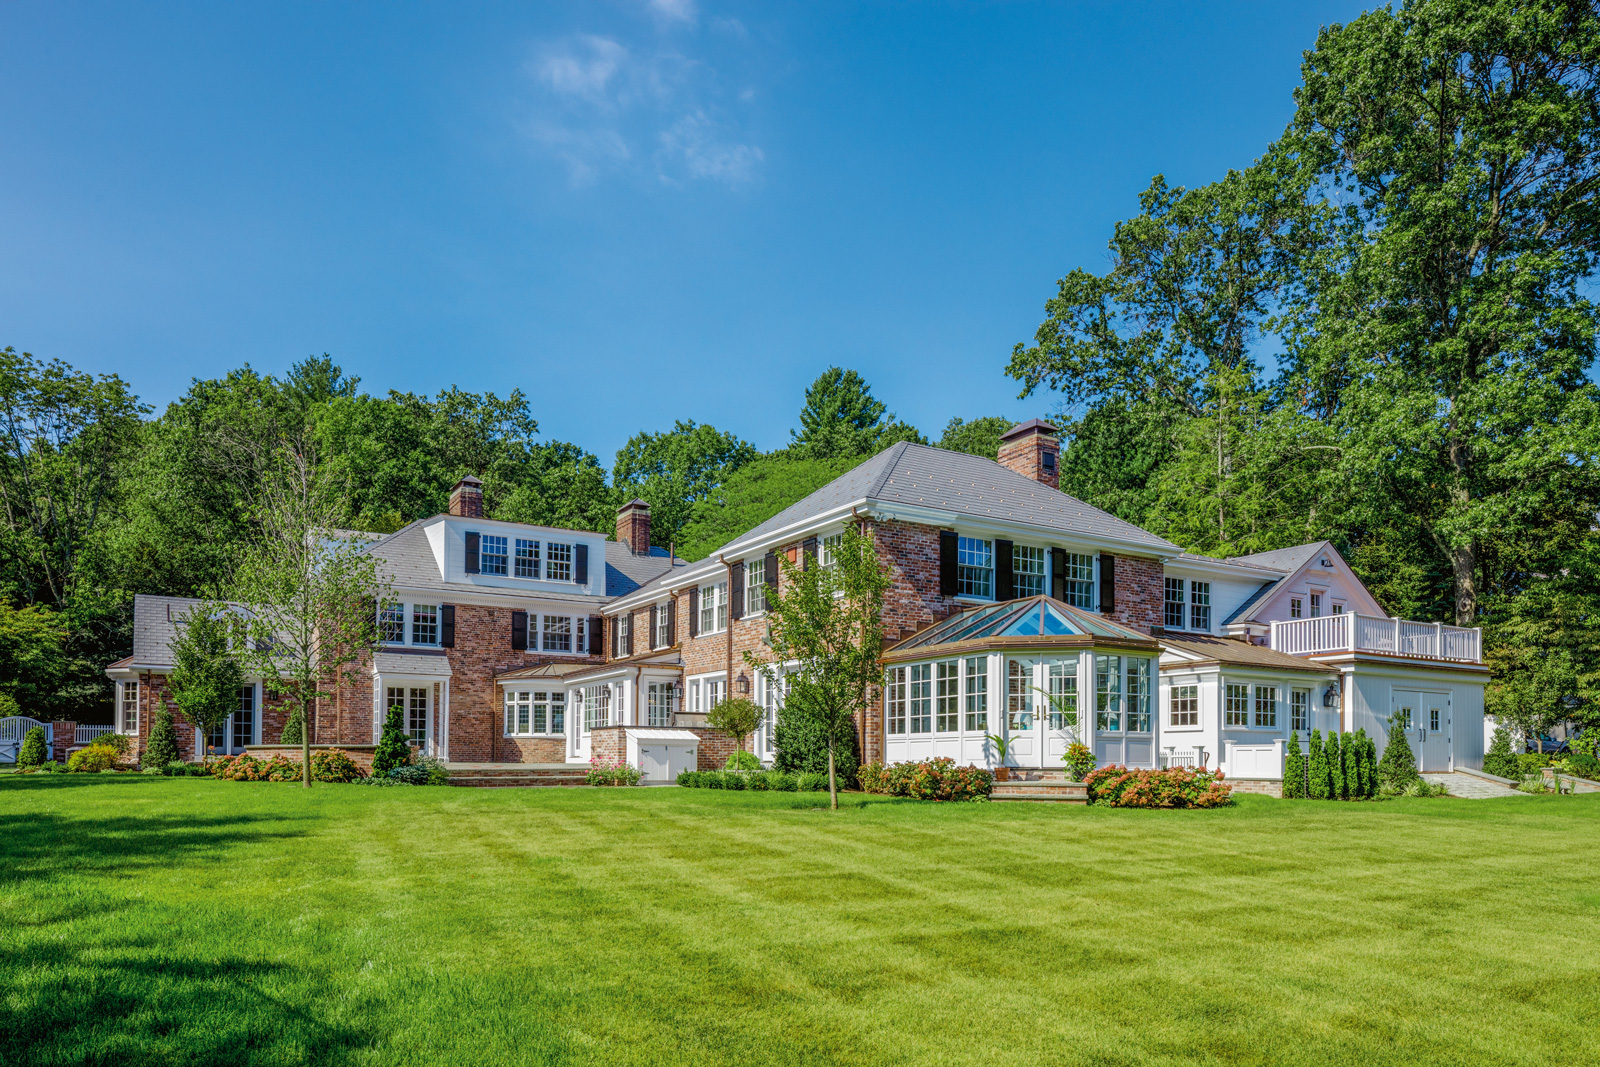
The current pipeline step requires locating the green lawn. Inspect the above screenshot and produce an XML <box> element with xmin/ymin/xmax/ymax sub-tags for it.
<box><xmin>2</xmin><ymin>778</ymin><xmax>1597</xmax><ymax>1067</ymax></box>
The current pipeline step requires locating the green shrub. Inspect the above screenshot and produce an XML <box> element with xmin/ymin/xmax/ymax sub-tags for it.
<box><xmin>1326</xmin><ymin>731</ymin><xmax>1346</xmax><ymax>799</ymax></box>
<box><xmin>1282</xmin><ymin>733</ymin><xmax>1305</xmax><ymax>798</ymax></box>
<box><xmin>141</xmin><ymin>764</ymin><xmax>164</xmax><ymax>776</ymax></box>
<box><xmin>1307</xmin><ymin>730</ymin><xmax>1328</xmax><ymax>799</ymax></box>
<box><xmin>702</xmin><ymin>770</ymin><xmax>725</xmax><ymax>789</ymax></box>
<box><xmin>411</xmin><ymin>753</ymin><xmax>449</xmax><ymax>786</ymax></box>
<box><xmin>774</xmin><ymin>712</ymin><xmax>859</xmax><ymax>789</ymax></box>
<box><xmin>1354</xmin><ymin>729</ymin><xmax>1377</xmax><ymax>798</ymax></box>
<box><xmin>387</xmin><ymin>764</ymin><xmax>429</xmax><ymax>785</ymax></box>
<box><xmin>725</xmin><ymin>750</ymin><xmax>763</xmax><ymax>772</ymax></box>
<box><xmin>1083</xmin><ymin>765</ymin><xmax>1233</xmax><ymax>808</ymax></box>
<box><xmin>721</xmin><ymin>771</ymin><xmax>748</xmax><ymax>791</ymax></box>
<box><xmin>746</xmin><ymin>770</ymin><xmax>772</xmax><ymax>791</ymax></box>
<box><xmin>165</xmin><ymin>760</ymin><xmax>190</xmax><ymax>777</ymax></box>
<box><xmin>371</xmin><ymin>706</ymin><xmax>412</xmax><ymax>775</ymax></box>
<box><xmin>1482</xmin><ymin>726</ymin><xmax>1518</xmax><ymax>779</ymax></box>
<box><xmin>584</xmin><ymin>759</ymin><xmax>641</xmax><ymax>786</ymax></box>
<box><xmin>0</xmin><ymin>692</ymin><xmax>19</xmax><ymax>718</ymax></box>
<box><xmin>797</xmin><ymin>771</ymin><xmax>829</xmax><ymax>792</ymax></box>
<box><xmin>144</xmin><ymin>707</ymin><xmax>181</xmax><ymax>769</ymax></box>
<box><xmin>1378</xmin><ymin>717</ymin><xmax>1420</xmax><ymax>789</ymax></box>
<box><xmin>768</xmin><ymin>771</ymin><xmax>798</xmax><ymax>791</ymax></box>
<box><xmin>857</xmin><ymin>761</ymin><xmax>888</xmax><ymax>793</ymax></box>
<box><xmin>279</xmin><ymin>705</ymin><xmax>304</xmax><ymax>745</ymax></box>
<box><xmin>1565</xmin><ymin>750</ymin><xmax>1600</xmax><ymax>781</ymax></box>
<box><xmin>676</xmin><ymin>769</ymin><xmax>700</xmax><ymax>787</ymax></box>
<box><xmin>67</xmin><ymin>745</ymin><xmax>118</xmax><ymax>773</ymax></box>
<box><xmin>17</xmin><ymin>726</ymin><xmax>47</xmax><ymax>768</ymax></box>
<box><xmin>1062</xmin><ymin>741</ymin><xmax>1096</xmax><ymax>782</ymax></box>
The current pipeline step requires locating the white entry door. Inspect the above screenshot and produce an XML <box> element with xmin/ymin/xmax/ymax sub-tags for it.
<box><xmin>1039</xmin><ymin>657</ymin><xmax>1082</xmax><ymax>768</ymax></box>
<box><xmin>1003</xmin><ymin>658</ymin><xmax>1038</xmax><ymax>767</ymax></box>
<box><xmin>1392</xmin><ymin>690</ymin><xmax>1451</xmax><ymax>772</ymax></box>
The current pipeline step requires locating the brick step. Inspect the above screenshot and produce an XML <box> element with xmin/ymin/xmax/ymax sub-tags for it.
<box><xmin>990</xmin><ymin>780</ymin><xmax>1088</xmax><ymax>804</ymax></box>
<box><xmin>446</xmin><ymin>764</ymin><xmax>590</xmax><ymax>788</ymax></box>
<box><xmin>449</xmin><ymin>776</ymin><xmax>589</xmax><ymax>788</ymax></box>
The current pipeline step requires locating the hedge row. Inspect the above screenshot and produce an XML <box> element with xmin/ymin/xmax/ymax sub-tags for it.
<box><xmin>677</xmin><ymin>769</ymin><xmax>830</xmax><ymax>791</ymax></box>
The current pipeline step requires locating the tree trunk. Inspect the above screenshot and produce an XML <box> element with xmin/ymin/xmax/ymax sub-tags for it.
<box><xmin>827</xmin><ymin>740</ymin><xmax>838</xmax><ymax>811</ymax></box>
<box><xmin>1450</xmin><ymin>539</ymin><xmax>1477</xmax><ymax>628</ymax></box>
<box><xmin>302</xmin><ymin>698</ymin><xmax>312</xmax><ymax>788</ymax></box>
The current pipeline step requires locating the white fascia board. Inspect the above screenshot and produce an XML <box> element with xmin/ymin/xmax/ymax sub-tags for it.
<box><xmin>387</xmin><ymin>586</ymin><xmax>607</xmax><ymax>611</ymax></box>
<box><xmin>864</xmin><ymin>502</ymin><xmax>1180</xmax><ymax>559</ymax></box>
<box><xmin>1166</xmin><ymin>557</ymin><xmax>1285</xmax><ymax>580</ymax></box>
<box><xmin>1312</xmin><ymin>653</ymin><xmax>1490</xmax><ymax>678</ymax></box>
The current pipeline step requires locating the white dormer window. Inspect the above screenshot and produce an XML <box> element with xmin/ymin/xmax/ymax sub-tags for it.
<box><xmin>515</xmin><ymin>538</ymin><xmax>540</xmax><ymax>579</ymax></box>
<box><xmin>546</xmin><ymin>543</ymin><xmax>573</xmax><ymax>582</ymax></box>
<box><xmin>1333</xmin><ymin>602</ymin><xmax>1345</xmax><ymax>614</ymax></box>
<box><xmin>480</xmin><ymin>535</ymin><xmax>509</xmax><ymax>575</ymax></box>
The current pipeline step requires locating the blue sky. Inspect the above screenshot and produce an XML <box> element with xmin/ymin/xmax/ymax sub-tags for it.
<box><xmin>0</xmin><ymin>1</ymin><xmax>1365</xmax><ymax>463</ymax></box>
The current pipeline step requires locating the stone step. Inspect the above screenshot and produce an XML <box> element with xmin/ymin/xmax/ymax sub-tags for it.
<box><xmin>446</xmin><ymin>764</ymin><xmax>590</xmax><ymax>788</ymax></box>
<box><xmin>990</xmin><ymin>780</ymin><xmax>1088</xmax><ymax>804</ymax></box>
<box><xmin>449</xmin><ymin>776</ymin><xmax>589</xmax><ymax>788</ymax></box>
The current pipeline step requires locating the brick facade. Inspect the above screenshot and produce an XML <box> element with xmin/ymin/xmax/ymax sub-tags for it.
<box><xmin>1108</xmin><ymin>554</ymin><xmax>1163</xmax><ymax>635</ymax></box>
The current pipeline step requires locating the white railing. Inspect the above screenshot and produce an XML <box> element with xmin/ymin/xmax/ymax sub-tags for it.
<box><xmin>1271</xmin><ymin>614</ymin><xmax>1481</xmax><ymax>663</ymax></box>
<box><xmin>75</xmin><ymin>725</ymin><xmax>117</xmax><ymax>744</ymax></box>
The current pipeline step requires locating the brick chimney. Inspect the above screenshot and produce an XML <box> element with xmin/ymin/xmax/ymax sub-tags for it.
<box><xmin>998</xmin><ymin>419</ymin><xmax>1060</xmax><ymax>489</ymax></box>
<box><xmin>448</xmin><ymin>476</ymin><xmax>484</xmax><ymax>518</ymax></box>
<box><xmin>617</xmin><ymin>499</ymin><xmax>652</xmax><ymax>555</ymax></box>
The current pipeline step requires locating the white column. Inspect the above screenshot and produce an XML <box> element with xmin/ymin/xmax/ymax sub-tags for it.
<box><xmin>440</xmin><ymin>679</ymin><xmax>450</xmax><ymax>762</ymax></box>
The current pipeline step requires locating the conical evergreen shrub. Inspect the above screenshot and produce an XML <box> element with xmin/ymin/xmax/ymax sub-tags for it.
<box><xmin>372</xmin><ymin>705</ymin><xmax>413</xmax><ymax>774</ymax></box>
<box><xmin>1327</xmin><ymin>731</ymin><xmax>1346</xmax><ymax>799</ymax></box>
<box><xmin>279</xmin><ymin>705</ymin><xmax>304</xmax><ymax>745</ymax></box>
<box><xmin>17</xmin><ymin>726</ymin><xmax>47</xmax><ymax>767</ymax></box>
<box><xmin>1283</xmin><ymin>732</ymin><xmax>1305</xmax><ymax>798</ymax></box>
<box><xmin>144</xmin><ymin>707</ymin><xmax>180</xmax><ymax>769</ymax></box>
<box><xmin>1483</xmin><ymin>726</ymin><xmax>1518</xmax><ymax>779</ymax></box>
<box><xmin>1307</xmin><ymin>730</ymin><xmax>1328</xmax><ymax>799</ymax></box>
<box><xmin>1378</xmin><ymin>716</ymin><xmax>1420</xmax><ymax>790</ymax></box>
<box><xmin>1347</xmin><ymin>729</ymin><xmax>1366</xmax><ymax>798</ymax></box>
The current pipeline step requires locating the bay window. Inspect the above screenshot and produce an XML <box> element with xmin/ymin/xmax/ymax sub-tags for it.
<box><xmin>1124</xmin><ymin>658</ymin><xmax>1151</xmax><ymax>732</ymax></box>
<box><xmin>1095</xmin><ymin>654</ymin><xmax>1121</xmax><ymax>732</ymax></box>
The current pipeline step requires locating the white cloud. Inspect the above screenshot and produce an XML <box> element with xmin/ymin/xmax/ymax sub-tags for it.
<box><xmin>647</xmin><ymin>0</ymin><xmax>696</xmax><ymax>23</ymax></box>
<box><xmin>657</xmin><ymin>111</ymin><xmax>763</xmax><ymax>187</ymax></box>
<box><xmin>533</xmin><ymin>35</ymin><xmax>628</xmax><ymax>106</ymax></box>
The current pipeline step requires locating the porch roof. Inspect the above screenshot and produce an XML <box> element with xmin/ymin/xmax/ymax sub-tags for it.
<box><xmin>373</xmin><ymin>650</ymin><xmax>453</xmax><ymax>677</ymax></box>
<box><xmin>1158</xmin><ymin>633</ymin><xmax>1338</xmax><ymax>675</ymax></box>
<box><xmin>882</xmin><ymin>595</ymin><xmax>1158</xmax><ymax>662</ymax></box>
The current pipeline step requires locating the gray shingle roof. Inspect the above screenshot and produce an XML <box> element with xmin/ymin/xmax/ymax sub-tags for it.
<box><xmin>729</xmin><ymin>442</ymin><xmax>1178</xmax><ymax>554</ymax></box>
<box><xmin>130</xmin><ymin>594</ymin><xmax>202</xmax><ymax>668</ymax></box>
<box><xmin>1228</xmin><ymin>542</ymin><xmax>1326</xmax><ymax>575</ymax></box>
<box><xmin>1159</xmin><ymin>632</ymin><xmax>1338</xmax><ymax>674</ymax></box>
<box><xmin>604</xmin><ymin>542</ymin><xmax>683</xmax><ymax>598</ymax></box>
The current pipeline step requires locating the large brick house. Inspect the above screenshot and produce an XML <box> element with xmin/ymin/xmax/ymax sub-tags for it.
<box><xmin>105</xmin><ymin>421</ymin><xmax>1489</xmax><ymax>782</ymax></box>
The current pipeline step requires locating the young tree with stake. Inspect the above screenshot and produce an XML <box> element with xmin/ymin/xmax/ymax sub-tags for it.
<box><xmin>166</xmin><ymin>601</ymin><xmax>246</xmax><ymax>761</ymax></box>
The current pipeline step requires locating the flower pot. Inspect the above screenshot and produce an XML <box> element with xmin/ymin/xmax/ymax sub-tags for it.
<box><xmin>994</xmin><ymin>766</ymin><xmax>1010</xmax><ymax>782</ymax></box>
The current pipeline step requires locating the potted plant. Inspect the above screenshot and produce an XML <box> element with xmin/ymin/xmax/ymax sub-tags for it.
<box><xmin>1062</xmin><ymin>741</ymin><xmax>1096</xmax><ymax>782</ymax></box>
<box><xmin>985</xmin><ymin>733</ymin><xmax>1015</xmax><ymax>781</ymax></box>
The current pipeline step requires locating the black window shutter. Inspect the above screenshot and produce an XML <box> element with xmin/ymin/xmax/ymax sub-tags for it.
<box><xmin>611</xmin><ymin>617</ymin><xmax>620</xmax><ymax>658</ymax></box>
<box><xmin>1051</xmin><ymin>548</ymin><xmax>1067</xmax><ymax>601</ymax></box>
<box><xmin>689</xmin><ymin>587</ymin><xmax>700</xmax><ymax>637</ymax></box>
<box><xmin>995</xmin><ymin>539</ymin><xmax>1014</xmax><ymax>601</ymax></box>
<box><xmin>730</xmin><ymin>564</ymin><xmax>745</xmax><ymax>622</ymax></box>
<box><xmin>649</xmin><ymin>604</ymin><xmax>658</xmax><ymax>650</ymax></box>
<box><xmin>511</xmin><ymin>610</ymin><xmax>527</xmax><ymax>651</ymax></box>
<box><xmin>763</xmin><ymin>550</ymin><xmax>778</xmax><ymax>591</ymax></box>
<box><xmin>574</xmin><ymin>543</ymin><xmax>588</xmax><ymax>585</ymax></box>
<box><xmin>464</xmin><ymin>533</ymin><xmax>480</xmax><ymax>575</ymax></box>
<box><xmin>802</xmin><ymin>536</ymin><xmax>818</xmax><ymax>568</ymax></box>
<box><xmin>939</xmin><ymin>530</ymin><xmax>958</xmax><ymax>596</ymax></box>
<box><xmin>588</xmin><ymin>615</ymin><xmax>604</xmax><ymax>654</ymax></box>
<box><xmin>441</xmin><ymin>605</ymin><xmax>456</xmax><ymax>647</ymax></box>
<box><xmin>666</xmin><ymin>599</ymin><xmax>676</xmax><ymax>645</ymax></box>
<box><xmin>1099</xmin><ymin>553</ymin><xmax>1116</xmax><ymax>612</ymax></box>
<box><xmin>624</xmin><ymin>615</ymin><xmax>633</xmax><ymax>656</ymax></box>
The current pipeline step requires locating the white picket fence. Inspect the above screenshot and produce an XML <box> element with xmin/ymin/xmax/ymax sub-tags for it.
<box><xmin>75</xmin><ymin>725</ymin><xmax>117</xmax><ymax>744</ymax></box>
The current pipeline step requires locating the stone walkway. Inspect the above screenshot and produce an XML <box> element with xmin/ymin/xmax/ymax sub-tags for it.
<box><xmin>1421</xmin><ymin>771</ymin><xmax>1523</xmax><ymax>799</ymax></box>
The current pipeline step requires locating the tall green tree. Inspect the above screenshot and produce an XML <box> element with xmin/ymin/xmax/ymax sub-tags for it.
<box><xmin>936</xmin><ymin>416</ymin><xmax>1016</xmax><ymax>460</ymax></box>
<box><xmin>166</xmin><ymin>602</ymin><xmax>245</xmax><ymax>760</ymax></box>
<box><xmin>612</xmin><ymin>420</ymin><xmax>757</xmax><ymax>549</ymax></box>
<box><xmin>790</xmin><ymin>368</ymin><xmax>924</xmax><ymax>459</ymax></box>
<box><xmin>745</xmin><ymin>522</ymin><xmax>890</xmax><ymax>809</ymax></box>
<box><xmin>676</xmin><ymin>453</ymin><xmax>866</xmax><ymax>562</ymax></box>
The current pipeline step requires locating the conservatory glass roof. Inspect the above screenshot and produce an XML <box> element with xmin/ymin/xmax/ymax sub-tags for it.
<box><xmin>888</xmin><ymin>595</ymin><xmax>1153</xmax><ymax>654</ymax></box>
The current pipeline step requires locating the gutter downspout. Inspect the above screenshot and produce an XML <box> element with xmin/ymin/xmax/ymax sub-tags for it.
<box><xmin>718</xmin><ymin>555</ymin><xmax>735</xmax><ymax>720</ymax></box>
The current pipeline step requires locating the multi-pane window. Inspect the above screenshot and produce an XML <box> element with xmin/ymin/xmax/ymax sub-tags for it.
<box><xmin>964</xmin><ymin>657</ymin><xmax>988</xmax><ymax>732</ymax></box>
<box><xmin>411</xmin><ymin>604</ymin><xmax>439</xmax><ymax>645</ymax></box>
<box><xmin>1046</xmin><ymin>659</ymin><xmax>1077</xmax><ymax>735</ymax></box>
<box><xmin>1333</xmin><ymin>602</ymin><xmax>1345</xmax><ymax>615</ymax></box>
<box><xmin>505</xmin><ymin>690</ymin><xmax>530</xmax><ymax>735</ymax></box>
<box><xmin>957</xmin><ymin>536</ymin><xmax>994</xmax><ymax>598</ymax></box>
<box><xmin>1095</xmin><ymin>654</ymin><xmax>1122</xmax><ymax>732</ymax></box>
<box><xmin>543</xmin><ymin>615</ymin><xmax>572</xmax><ymax>653</ymax></box>
<box><xmin>1189</xmin><ymin>582</ymin><xmax>1211</xmax><ymax>631</ymax></box>
<box><xmin>761</xmin><ymin>673</ymin><xmax>786</xmax><ymax>753</ymax></box>
<box><xmin>886</xmin><ymin>667</ymin><xmax>907</xmax><ymax>735</ymax></box>
<box><xmin>1253</xmin><ymin>685</ymin><xmax>1277</xmax><ymax>728</ymax></box>
<box><xmin>1062</xmin><ymin>552</ymin><xmax>1094</xmax><ymax>608</ymax></box>
<box><xmin>819</xmin><ymin>533</ymin><xmax>842</xmax><ymax>569</ymax></box>
<box><xmin>546</xmin><ymin>542</ymin><xmax>573</xmax><ymax>582</ymax></box>
<box><xmin>1013</xmin><ymin>546</ymin><xmax>1046</xmax><ymax>597</ymax></box>
<box><xmin>118</xmin><ymin>680</ymin><xmax>139</xmax><ymax>735</ymax></box>
<box><xmin>1171</xmin><ymin>685</ymin><xmax>1199</xmax><ymax>727</ymax></box>
<box><xmin>1125</xmin><ymin>658</ymin><xmax>1151</xmax><ymax>732</ymax></box>
<box><xmin>480</xmin><ymin>535</ymin><xmax>508</xmax><ymax>575</ymax></box>
<box><xmin>647</xmin><ymin>683</ymin><xmax>674</xmax><ymax>728</ymax></box>
<box><xmin>935</xmin><ymin>660</ymin><xmax>960</xmax><ymax>732</ymax></box>
<box><xmin>1309</xmin><ymin>592</ymin><xmax>1323</xmax><ymax>617</ymax></box>
<box><xmin>581</xmin><ymin>685</ymin><xmax>611</xmax><ymax>731</ymax></box>
<box><xmin>387</xmin><ymin>686</ymin><xmax>428</xmax><ymax>742</ymax></box>
<box><xmin>700</xmin><ymin>581</ymin><xmax>728</xmax><ymax>634</ymax></box>
<box><xmin>378</xmin><ymin>602</ymin><xmax>405</xmax><ymax>643</ymax></box>
<box><xmin>1429</xmin><ymin>706</ymin><xmax>1440</xmax><ymax>731</ymax></box>
<box><xmin>514</xmin><ymin>538</ymin><xmax>540</xmax><ymax>579</ymax></box>
<box><xmin>615</xmin><ymin>615</ymin><xmax>632</xmax><ymax>656</ymax></box>
<box><xmin>1290</xmin><ymin>689</ymin><xmax>1309</xmax><ymax>733</ymax></box>
<box><xmin>1290</xmin><ymin>598</ymin><xmax>1303</xmax><ymax>619</ymax></box>
<box><xmin>1007</xmin><ymin>659</ymin><xmax>1034</xmax><ymax>731</ymax></box>
<box><xmin>705</xmin><ymin>679</ymin><xmax>725</xmax><ymax>712</ymax></box>
<box><xmin>1224</xmin><ymin>684</ymin><xmax>1250</xmax><ymax>726</ymax></box>
<box><xmin>1164</xmin><ymin>578</ymin><xmax>1186</xmax><ymax>629</ymax></box>
<box><xmin>746</xmin><ymin>558</ymin><xmax>767</xmax><ymax>614</ymax></box>
<box><xmin>234</xmin><ymin>685</ymin><xmax>255</xmax><ymax>749</ymax></box>
<box><xmin>909</xmin><ymin>664</ymin><xmax>932</xmax><ymax>733</ymax></box>
<box><xmin>654</xmin><ymin>604</ymin><xmax>670</xmax><ymax>648</ymax></box>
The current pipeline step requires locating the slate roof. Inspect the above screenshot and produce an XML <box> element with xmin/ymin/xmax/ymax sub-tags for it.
<box><xmin>605</xmin><ymin>543</ymin><xmax>685</xmax><ymax>598</ymax></box>
<box><xmin>1228</xmin><ymin>543</ymin><xmax>1326</xmax><ymax>575</ymax></box>
<box><xmin>129</xmin><ymin>594</ymin><xmax>204</xmax><ymax>669</ymax></box>
<box><xmin>726</xmin><ymin>442</ymin><xmax>1178</xmax><ymax>555</ymax></box>
<box><xmin>1159</xmin><ymin>632</ymin><xmax>1339</xmax><ymax>674</ymax></box>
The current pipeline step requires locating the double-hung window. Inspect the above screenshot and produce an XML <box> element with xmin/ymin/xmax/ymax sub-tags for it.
<box><xmin>1254</xmin><ymin>685</ymin><xmax>1277</xmax><ymax>728</ymax></box>
<box><xmin>514</xmin><ymin>538</ymin><xmax>540</xmax><ymax>579</ymax></box>
<box><xmin>957</xmin><ymin>536</ymin><xmax>994</xmax><ymax>598</ymax></box>
<box><xmin>1224</xmin><ymin>684</ymin><xmax>1250</xmax><ymax>726</ymax></box>
<box><xmin>935</xmin><ymin>660</ymin><xmax>960</xmax><ymax>732</ymax></box>
<box><xmin>1189</xmin><ymin>582</ymin><xmax>1211</xmax><ymax>631</ymax></box>
<box><xmin>546</xmin><ymin>542</ymin><xmax>573</xmax><ymax>582</ymax></box>
<box><xmin>886</xmin><ymin>667</ymin><xmax>908</xmax><ymax>735</ymax></box>
<box><xmin>1290</xmin><ymin>597</ymin><xmax>1303</xmax><ymax>619</ymax></box>
<box><xmin>411</xmin><ymin>605</ymin><xmax>439</xmax><ymax>645</ymax></box>
<box><xmin>1124</xmin><ymin>658</ymin><xmax>1151</xmax><ymax>732</ymax></box>
<box><xmin>654</xmin><ymin>604</ymin><xmax>670</xmax><ymax>647</ymax></box>
<box><xmin>582</xmin><ymin>685</ymin><xmax>610</xmax><ymax>731</ymax></box>
<box><xmin>1290</xmin><ymin>689</ymin><xmax>1309</xmax><ymax>733</ymax></box>
<box><xmin>480</xmin><ymin>535</ymin><xmax>508</xmax><ymax>575</ymax></box>
<box><xmin>1164</xmin><ymin>578</ymin><xmax>1186</xmax><ymax>629</ymax></box>
<box><xmin>1062</xmin><ymin>552</ymin><xmax>1094</xmax><ymax>608</ymax></box>
<box><xmin>1171</xmin><ymin>685</ymin><xmax>1198</xmax><ymax>727</ymax></box>
<box><xmin>909</xmin><ymin>664</ymin><xmax>932</xmax><ymax>733</ymax></box>
<box><xmin>646</xmin><ymin>683</ymin><xmax>674</xmax><ymax>728</ymax></box>
<box><xmin>746</xmin><ymin>558</ymin><xmax>767</xmax><ymax>614</ymax></box>
<box><xmin>700</xmin><ymin>581</ymin><xmax>728</xmax><ymax>634</ymax></box>
<box><xmin>819</xmin><ymin>533</ymin><xmax>842</xmax><ymax>569</ymax></box>
<box><xmin>1095</xmin><ymin>654</ymin><xmax>1121</xmax><ymax>731</ymax></box>
<box><xmin>705</xmin><ymin>678</ymin><xmax>725</xmax><ymax>711</ymax></box>
<box><xmin>1013</xmin><ymin>546</ymin><xmax>1046</xmax><ymax>597</ymax></box>
<box><xmin>543</xmin><ymin>615</ymin><xmax>572</xmax><ymax>653</ymax></box>
<box><xmin>1047</xmin><ymin>659</ymin><xmax>1077</xmax><ymax>735</ymax></box>
<box><xmin>378</xmin><ymin>602</ymin><xmax>406</xmax><ymax>643</ymax></box>
<box><xmin>964</xmin><ymin>657</ymin><xmax>988</xmax><ymax>732</ymax></box>
<box><xmin>118</xmin><ymin>680</ymin><xmax>139</xmax><ymax>735</ymax></box>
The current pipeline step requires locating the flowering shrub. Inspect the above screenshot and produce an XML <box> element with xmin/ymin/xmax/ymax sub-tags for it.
<box><xmin>66</xmin><ymin>744</ymin><xmax>122</xmax><ymax>773</ymax></box>
<box><xmin>857</xmin><ymin>757</ymin><xmax>992</xmax><ymax>802</ymax></box>
<box><xmin>1063</xmin><ymin>742</ymin><xmax>1096</xmax><ymax>782</ymax></box>
<box><xmin>585</xmin><ymin>759</ymin><xmax>642</xmax><ymax>786</ymax></box>
<box><xmin>310</xmin><ymin>749</ymin><xmax>366</xmax><ymax>784</ymax></box>
<box><xmin>1083</xmin><ymin>765</ymin><xmax>1232</xmax><ymax>808</ymax></box>
<box><xmin>214</xmin><ymin>753</ymin><xmax>302</xmax><ymax>782</ymax></box>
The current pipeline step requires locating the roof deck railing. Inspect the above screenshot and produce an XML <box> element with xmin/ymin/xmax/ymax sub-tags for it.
<box><xmin>1270</xmin><ymin>614</ymin><xmax>1482</xmax><ymax>664</ymax></box>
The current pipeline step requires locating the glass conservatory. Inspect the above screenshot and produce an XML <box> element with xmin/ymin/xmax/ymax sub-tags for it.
<box><xmin>880</xmin><ymin>595</ymin><xmax>1162</xmax><ymax>770</ymax></box>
